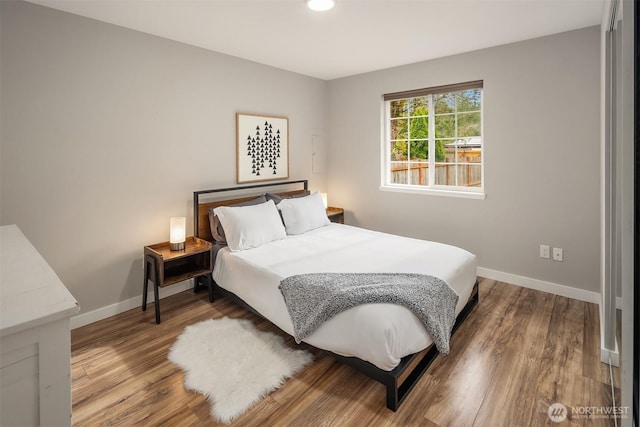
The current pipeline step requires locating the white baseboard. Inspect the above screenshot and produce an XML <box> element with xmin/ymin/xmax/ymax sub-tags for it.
<box><xmin>477</xmin><ymin>267</ymin><xmax>602</xmax><ymax>305</ymax></box>
<box><xmin>70</xmin><ymin>280</ymin><xmax>193</xmax><ymax>330</ymax></box>
<box><xmin>600</xmin><ymin>337</ymin><xmax>620</xmax><ymax>367</ymax></box>
<box><xmin>478</xmin><ymin>267</ymin><xmax>622</xmax><ymax>309</ymax></box>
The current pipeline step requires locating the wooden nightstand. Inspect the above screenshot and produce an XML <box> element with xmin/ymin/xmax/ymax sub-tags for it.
<box><xmin>142</xmin><ymin>236</ymin><xmax>213</xmax><ymax>324</ymax></box>
<box><xmin>326</xmin><ymin>206</ymin><xmax>344</xmax><ymax>224</ymax></box>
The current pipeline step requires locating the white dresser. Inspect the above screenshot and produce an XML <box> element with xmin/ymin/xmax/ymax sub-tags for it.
<box><xmin>0</xmin><ymin>225</ymin><xmax>80</xmax><ymax>426</ymax></box>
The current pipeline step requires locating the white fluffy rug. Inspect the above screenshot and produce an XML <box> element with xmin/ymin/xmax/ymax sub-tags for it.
<box><xmin>168</xmin><ymin>317</ymin><xmax>313</xmax><ymax>424</ymax></box>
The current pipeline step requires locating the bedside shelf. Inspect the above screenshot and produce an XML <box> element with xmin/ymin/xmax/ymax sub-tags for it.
<box><xmin>163</xmin><ymin>264</ymin><xmax>211</xmax><ymax>286</ymax></box>
<box><xmin>142</xmin><ymin>236</ymin><xmax>213</xmax><ymax>323</ymax></box>
<box><xmin>326</xmin><ymin>206</ymin><xmax>344</xmax><ymax>224</ymax></box>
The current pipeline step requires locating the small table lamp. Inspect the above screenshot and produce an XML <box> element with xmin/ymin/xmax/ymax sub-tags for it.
<box><xmin>169</xmin><ymin>217</ymin><xmax>186</xmax><ymax>251</ymax></box>
<box><xmin>320</xmin><ymin>193</ymin><xmax>328</xmax><ymax>208</ymax></box>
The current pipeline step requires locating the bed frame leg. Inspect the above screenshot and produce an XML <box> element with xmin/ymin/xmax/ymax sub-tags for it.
<box><xmin>386</xmin><ymin>380</ymin><xmax>399</xmax><ymax>411</ymax></box>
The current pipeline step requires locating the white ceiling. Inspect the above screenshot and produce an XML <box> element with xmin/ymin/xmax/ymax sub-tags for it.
<box><xmin>27</xmin><ymin>0</ymin><xmax>605</xmax><ymax>80</ymax></box>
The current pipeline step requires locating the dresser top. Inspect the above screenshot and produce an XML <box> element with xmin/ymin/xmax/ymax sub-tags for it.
<box><xmin>0</xmin><ymin>225</ymin><xmax>80</xmax><ymax>336</ymax></box>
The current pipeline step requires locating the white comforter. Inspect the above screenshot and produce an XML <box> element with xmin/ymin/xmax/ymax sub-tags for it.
<box><xmin>212</xmin><ymin>223</ymin><xmax>477</xmax><ymax>371</ymax></box>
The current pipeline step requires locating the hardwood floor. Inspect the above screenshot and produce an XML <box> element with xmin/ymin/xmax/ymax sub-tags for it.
<box><xmin>71</xmin><ymin>278</ymin><xmax>621</xmax><ymax>426</ymax></box>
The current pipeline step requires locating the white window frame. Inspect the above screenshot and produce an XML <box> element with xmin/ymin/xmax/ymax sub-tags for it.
<box><xmin>380</xmin><ymin>82</ymin><xmax>485</xmax><ymax>199</ymax></box>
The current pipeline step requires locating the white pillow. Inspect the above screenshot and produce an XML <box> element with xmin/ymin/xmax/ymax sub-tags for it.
<box><xmin>213</xmin><ymin>200</ymin><xmax>286</xmax><ymax>251</ymax></box>
<box><xmin>277</xmin><ymin>192</ymin><xmax>330</xmax><ymax>235</ymax></box>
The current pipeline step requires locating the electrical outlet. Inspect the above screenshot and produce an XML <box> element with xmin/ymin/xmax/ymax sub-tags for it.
<box><xmin>540</xmin><ymin>245</ymin><xmax>550</xmax><ymax>259</ymax></box>
<box><xmin>553</xmin><ymin>247</ymin><xmax>563</xmax><ymax>262</ymax></box>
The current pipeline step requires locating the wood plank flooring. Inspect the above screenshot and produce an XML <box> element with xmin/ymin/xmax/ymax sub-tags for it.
<box><xmin>71</xmin><ymin>278</ymin><xmax>622</xmax><ymax>426</ymax></box>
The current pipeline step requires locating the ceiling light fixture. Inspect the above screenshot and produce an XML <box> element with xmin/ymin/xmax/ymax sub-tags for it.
<box><xmin>307</xmin><ymin>0</ymin><xmax>334</xmax><ymax>12</ymax></box>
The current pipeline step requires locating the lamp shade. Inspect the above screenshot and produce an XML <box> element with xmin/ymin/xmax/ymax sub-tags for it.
<box><xmin>170</xmin><ymin>217</ymin><xmax>186</xmax><ymax>251</ymax></box>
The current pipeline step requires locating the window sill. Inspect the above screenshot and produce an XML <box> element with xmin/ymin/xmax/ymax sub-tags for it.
<box><xmin>379</xmin><ymin>185</ymin><xmax>486</xmax><ymax>200</ymax></box>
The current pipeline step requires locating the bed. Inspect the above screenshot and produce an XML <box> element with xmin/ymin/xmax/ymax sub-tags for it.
<box><xmin>193</xmin><ymin>180</ymin><xmax>479</xmax><ymax>411</ymax></box>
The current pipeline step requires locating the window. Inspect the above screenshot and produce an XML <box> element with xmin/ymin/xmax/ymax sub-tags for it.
<box><xmin>382</xmin><ymin>80</ymin><xmax>484</xmax><ymax>197</ymax></box>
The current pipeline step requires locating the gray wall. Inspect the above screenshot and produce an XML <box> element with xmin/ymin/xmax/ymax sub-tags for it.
<box><xmin>0</xmin><ymin>1</ymin><xmax>327</xmax><ymax>313</ymax></box>
<box><xmin>0</xmin><ymin>0</ymin><xmax>604</xmax><ymax>316</ymax></box>
<box><xmin>327</xmin><ymin>26</ymin><xmax>601</xmax><ymax>293</ymax></box>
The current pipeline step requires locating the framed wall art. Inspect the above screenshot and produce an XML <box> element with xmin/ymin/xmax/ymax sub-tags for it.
<box><xmin>236</xmin><ymin>113</ymin><xmax>289</xmax><ymax>183</ymax></box>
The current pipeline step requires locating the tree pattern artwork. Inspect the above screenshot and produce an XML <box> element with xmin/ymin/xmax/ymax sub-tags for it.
<box><xmin>246</xmin><ymin>121</ymin><xmax>282</xmax><ymax>177</ymax></box>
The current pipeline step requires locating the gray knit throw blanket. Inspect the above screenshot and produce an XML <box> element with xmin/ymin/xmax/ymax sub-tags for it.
<box><xmin>279</xmin><ymin>273</ymin><xmax>459</xmax><ymax>354</ymax></box>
